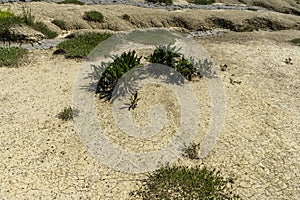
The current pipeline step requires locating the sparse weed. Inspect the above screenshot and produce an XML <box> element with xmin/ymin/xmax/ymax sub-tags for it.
<box><xmin>129</xmin><ymin>91</ymin><xmax>140</xmax><ymax>111</ymax></box>
<box><xmin>184</xmin><ymin>142</ymin><xmax>200</xmax><ymax>159</ymax></box>
<box><xmin>121</xmin><ymin>14</ymin><xmax>130</xmax><ymax>21</ymax></box>
<box><xmin>57</xmin><ymin>106</ymin><xmax>78</xmax><ymax>121</ymax></box>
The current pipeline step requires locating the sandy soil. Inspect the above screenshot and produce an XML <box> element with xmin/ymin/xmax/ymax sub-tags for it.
<box><xmin>0</xmin><ymin>1</ymin><xmax>300</xmax><ymax>200</ymax></box>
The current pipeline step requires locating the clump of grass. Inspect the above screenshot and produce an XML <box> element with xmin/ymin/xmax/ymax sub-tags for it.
<box><xmin>130</xmin><ymin>165</ymin><xmax>240</xmax><ymax>199</ymax></box>
<box><xmin>121</xmin><ymin>14</ymin><xmax>130</xmax><ymax>20</ymax></box>
<box><xmin>188</xmin><ymin>0</ymin><xmax>215</xmax><ymax>4</ymax></box>
<box><xmin>58</xmin><ymin>0</ymin><xmax>84</xmax><ymax>5</ymax></box>
<box><xmin>31</xmin><ymin>21</ymin><xmax>58</xmax><ymax>39</ymax></box>
<box><xmin>0</xmin><ymin>8</ymin><xmax>22</xmax><ymax>36</ymax></box>
<box><xmin>83</xmin><ymin>11</ymin><xmax>104</xmax><ymax>23</ymax></box>
<box><xmin>0</xmin><ymin>47</ymin><xmax>28</xmax><ymax>67</ymax></box>
<box><xmin>57</xmin><ymin>107</ymin><xmax>78</xmax><ymax>121</ymax></box>
<box><xmin>184</xmin><ymin>142</ymin><xmax>200</xmax><ymax>159</ymax></box>
<box><xmin>51</xmin><ymin>19</ymin><xmax>68</xmax><ymax>30</ymax></box>
<box><xmin>290</xmin><ymin>38</ymin><xmax>300</xmax><ymax>45</ymax></box>
<box><xmin>56</xmin><ymin>32</ymin><xmax>111</xmax><ymax>58</ymax></box>
<box><xmin>145</xmin><ymin>0</ymin><xmax>173</xmax><ymax>5</ymax></box>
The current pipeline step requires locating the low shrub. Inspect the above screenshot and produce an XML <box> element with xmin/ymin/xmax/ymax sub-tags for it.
<box><xmin>145</xmin><ymin>0</ymin><xmax>173</xmax><ymax>5</ymax></box>
<box><xmin>147</xmin><ymin>45</ymin><xmax>197</xmax><ymax>80</ymax></box>
<box><xmin>0</xmin><ymin>47</ymin><xmax>28</xmax><ymax>67</ymax></box>
<box><xmin>96</xmin><ymin>50</ymin><xmax>142</xmax><ymax>100</ymax></box>
<box><xmin>83</xmin><ymin>11</ymin><xmax>104</xmax><ymax>23</ymax></box>
<box><xmin>130</xmin><ymin>165</ymin><xmax>240</xmax><ymax>199</ymax></box>
<box><xmin>58</xmin><ymin>0</ymin><xmax>84</xmax><ymax>5</ymax></box>
<box><xmin>52</xmin><ymin>19</ymin><xmax>68</xmax><ymax>30</ymax></box>
<box><xmin>188</xmin><ymin>0</ymin><xmax>215</xmax><ymax>5</ymax></box>
<box><xmin>56</xmin><ymin>32</ymin><xmax>111</xmax><ymax>58</ymax></box>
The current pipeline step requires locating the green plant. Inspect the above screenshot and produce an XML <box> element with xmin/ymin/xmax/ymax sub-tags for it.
<box><xmin>56</xmin><ymin>32</ymin><xmax>111</xmax><ymax>58</ymax></box>
<box><xmin>146</xmin><ymin>0</ymin><xmax>173</xmax><ymax>5</ymax></box>
<box><xmin>83</xmin><ymin>11</ymin><xmax>104</xmax><ymax>23</ymax></box>
<box><xmin>121</xmin><ymin>14</ymin><xmax>130</xmax><ymax>20</ymax></box>
<box><xmin>58</xmin><ymin>0</ymin><xmax>84</xmax><ymax>5</ymax></box>
<box><xmin>188</xmin><ymin>0</ymin><xmax>215</xmax><ymax>5</ymax></box>
<box><xmin>32</xmin><ymin>21</ymin><xmax>58</xmax><ymax>39</ymax></box>
<box><xmin>96</xmin><ymin>50</ymin><xmax>142</xmax><ymax>101</ymax></box>
<box><xmin>57</xmin><ymin>106</ymin><xmax>78</xmax><ymax>121</ymax></box>
<box><xmin>20</xmin><ymin>4</ymin><xmax>35</xmax><ymax>26</ymax></box>
<box><xmin>184</xmin><ymin>142</ymin><xmax>200</xmax><ymax>159</ymax></box>
<box><xmin>290</xmin><ymin>38</ymin><xmax>300</xmax><ymax>45</ymax></box>
<box><xmin>0</xmin><ymin>47</ymin><xmax>28</xmax><ymax>67</ymax></box>
<box><xmin>130</xmin><ymin>165</ymin><xmax>240</xmax><ymax>199</ymax></box>
<box><xmin>51</xmin><ymin>19</ymin><xmax>68</xmax><ymax>30</ymax></box>
<box><xmin>0</xmin><ymin>8</ymin><xmax>22</xmax><ymax>36</ymax></box>
<box><xmin>129</xmin><ymin>91</ymin><xmax>140</xmax><ymax>111</ymax></box>
<box><xmin>147</xmin><ymin>45</ymin><xmax>197</xmax><ymax>80</ymax></box>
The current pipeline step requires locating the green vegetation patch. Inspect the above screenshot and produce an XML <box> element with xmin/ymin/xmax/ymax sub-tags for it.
<box><xmin>188</xmin><ymin>0</ymin><xmax>215</xmax><ymax>4</ymax></box>
<box><xmin>83</xmin><ymin>11</ymin><xmax>104</xmax><ymax>23</ymax></box>
<box><xmin>0</xmin><ymin>7</ymin><xmax>57</xmax><ymax>39</ymax></box>
<box><xmin>95</xmin><ymin>50</ymin><xmax>142</xmax><ymax>100</ymax></box>
<box><xmin>290</xmin><ymin>38</ymin><xmax>300</xmax><ymax>45</ymax></box>
<box><xmin>130</xmin><ymin>165</ymin><xmax>240</xmax><ymax>199</ymax></box>
<box><xmin>56</xmin><ymin>32</ymin><xmax>111</xmax><ymax>58</ymax></box>
<box><xmin>0</xmin><ymin>9</ymin><xmax>22</xmax><ymax>35</ymax></box>
<box><xmin>57</xmin><ymin>0</ymin><xmax>84</xmax><ymax>5</ymax></box>
<box><xmin>0</xmin><ymin>47</ymin><xmax>28</xmax><ymax>67</ymax></box>
<box><xmin>145</xmin><ymin>0</ymin><xmax>173</xmax><ymax>5</ymax></box>
<box><xmin>51</xmin><ymin>19</ymin><xmax>68</xmax><ymax>30</ymax></box>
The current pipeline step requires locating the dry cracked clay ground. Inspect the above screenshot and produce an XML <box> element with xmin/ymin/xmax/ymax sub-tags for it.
<box><xmin>0</xmin><ymin>1</ymin><xmax>300</xmax><ymax>199</ymax></box>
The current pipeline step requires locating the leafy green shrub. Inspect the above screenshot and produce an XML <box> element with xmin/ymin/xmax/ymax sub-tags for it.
<box><xmin>290</xmin><ymin>38</ymin><xmax>300</xmax><ymax>45</ymax></box>
<box><xmin>0</xmin><ymin>47</ymin><xmax>28</xmax><ymax>67</ymax></box>
<box><xmin>96</xmin><ymin>50</ymin><xmax>142</xmax><ymax>100</ymax></box>
<box><xmin>83</xmin><ymin>11</ymin><xmax>104</xmax><ymax>23</ymax></box>
<box><xmin>131</xmin><ymin>165</ymin><xmax>240</xmax><ymax>199</ymax></box>
<box><xmin>57</xmin><ymin>106</ymin><xmax>78</xmax><ymax>121</ymax></box>
<box><xmin>146</xmin><ymin>0</ymin><xmax>173</xmax><ymax>5</ymax></box>
<box><xmin>58</xmin><ymin>0</ymin><xmax>84</xmax><ymax>5</ymax></box>
<box><xmin>147</xmin><ymin>45</ymin><xmax>197</xmax><ymax>80</ymax></box>
<box><xmin>188</xmin><ymin>0</ymin><xmax>215</xmax><ymax>4</ymax></box>
<box><xmin>56</xmin><ymin>32</ymin><xmax>111</xmax><ymax>58</ymax></box>
<box><xmin>52</xmin><ymin>19</ymin><xmax>68</xmax><ymax>30</ymax></box>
